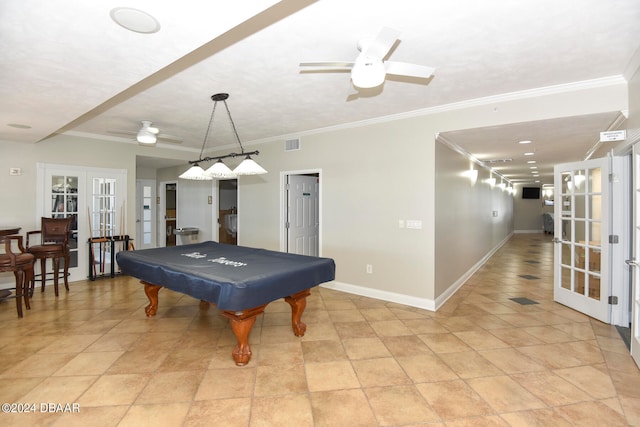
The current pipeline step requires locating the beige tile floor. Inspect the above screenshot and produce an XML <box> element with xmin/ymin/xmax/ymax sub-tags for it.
<box><xmin>1</xmin><ymin>233</ymin><xmax>640</xmax><ymax>426</ymax></box>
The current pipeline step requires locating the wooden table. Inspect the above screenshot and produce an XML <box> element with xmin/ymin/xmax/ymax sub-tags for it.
<box><xmin>0</xmin><ymin>226</ymin><xmax>20</xmax><ymax>236</ymax></box>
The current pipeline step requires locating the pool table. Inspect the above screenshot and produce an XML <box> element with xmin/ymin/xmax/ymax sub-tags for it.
<box><xmin>116</xmin><ymin>241</ymin><xmax>335</xmax><ymax>365</ymax></box>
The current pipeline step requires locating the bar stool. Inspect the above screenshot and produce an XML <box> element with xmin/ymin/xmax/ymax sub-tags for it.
<box><xmin>0</xmin><ymin>235</ymin><xmax>33</xmax><ymax>317</ymax></box>
<box><xmin>26</xmin><ymin>217</ymin><xmax>73</xmax><ymax>297</ymax></box>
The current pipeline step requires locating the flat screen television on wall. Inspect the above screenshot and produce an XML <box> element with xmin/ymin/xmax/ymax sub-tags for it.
<box><xmin>521</xmin><ymin>187</ymin><xmax>541</xmax><ymax>199</ymax></box>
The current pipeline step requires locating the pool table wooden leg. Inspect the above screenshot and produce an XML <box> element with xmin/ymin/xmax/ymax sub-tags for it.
<box><xmin>284</xmin><ymin>288</ymin><xmax>311</xmax><ymax>337</ymax></box>
<box><xmin>222</xmin><ymin>305</ymin><xmax>267</xmax><ymax>366</ymax></box>
<box><xmin>142</xmin><ymin>281</ymin><xmax>162</xmax><ymax>317</ymax></box>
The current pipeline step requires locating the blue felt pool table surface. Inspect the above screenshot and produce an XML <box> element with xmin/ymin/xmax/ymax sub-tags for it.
<box><xmin>116</xmin><ymin>241</ymin><xmax>336</xmax><ymax>311</ymax></box>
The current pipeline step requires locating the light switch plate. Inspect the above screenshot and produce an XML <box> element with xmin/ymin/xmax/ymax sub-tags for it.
<box><xmin>406</xmin><ymin>220</ymin><xmax>422</xmax><ymax>229</ymax></box>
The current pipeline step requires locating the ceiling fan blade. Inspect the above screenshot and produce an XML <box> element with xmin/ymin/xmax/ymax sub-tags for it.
<box><xmin>106</xmin><ymin>129</ymin><xmax>181</xmax><ymax>144</ymax></box>
<box><xmin>156</xmin><ymin>133</ymin><xmax>183</xmax><ymax>144</ymax></box>
<box><xmin>300</xmin><ymin>61</ymin><xmax>355</xmax><ymax>69</ymax></box>
<box><xmin>107</xmin><ymin>129</ymin><xmax>136</xmax><ymax>136</ymax></box>
<box><xmin>363</xmin><ymin>27</ymin><xmax>400</xmax><ymax>59</ymax></box>
<box><xmin>384</xmin><ymin>61</ymin><xmax>435</xmax><ymax>79</ymax></box>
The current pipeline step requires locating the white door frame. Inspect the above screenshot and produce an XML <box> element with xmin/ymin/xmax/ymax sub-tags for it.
<box><xmin>36</xmin><ymin>163</ymin><xmax>127</xmax><ymax>282</ymax></box>
<box><xmin>280</xmin><ymin>169</ymin><xmax>322</xmax><ymax>255</ymax></box>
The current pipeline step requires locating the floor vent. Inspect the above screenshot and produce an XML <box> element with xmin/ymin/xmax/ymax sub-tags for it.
<box><xmin>518</xmin><ymin>274</ymin><xmax>540</xmax><ymax>280</ymax></box>
<box><xmin>285</xmin><ymin>138</ymin><xmax>300</xmax><ymax>151</ymax></box>
<box><xmin>510</xmin><ymin>297</ymin><xmax>539</xmax><ymax>305</ymax></box>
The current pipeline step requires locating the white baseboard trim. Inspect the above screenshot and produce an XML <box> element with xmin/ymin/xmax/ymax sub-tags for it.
<box><xmin>321</xmin><ymin>281</ymin><xmax>436</xmax><ymax>312</ymax></box>
<box><xmin>321</xmin><ymin>233</ymin><xmax>514</xmax><ymax>313</ymax></box>
<box><xmin>433</xmin><ymin>232</ymin><xmax>513</xmax><ymax>310</ymax></box>
<box><xmin>514</xmin><ymin>229</ymin><xmax>543</xmax><ymax>234</ymax></box>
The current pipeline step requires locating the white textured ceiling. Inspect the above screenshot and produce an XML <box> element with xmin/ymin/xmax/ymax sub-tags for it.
<box><xmin>1</xmin><ymin>0</ymin><xmax>639</xmax><ymax>184</ymax></box>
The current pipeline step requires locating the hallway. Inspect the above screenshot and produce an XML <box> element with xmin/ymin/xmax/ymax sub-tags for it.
<box><xmin>0</xmin><ymin>233</ymin><xmax>639</xmax><ymax>425</ymax></box>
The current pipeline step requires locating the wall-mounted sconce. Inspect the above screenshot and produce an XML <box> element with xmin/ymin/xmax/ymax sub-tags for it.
<box><xmin>462</xmin><ymin>168</ymin><xmax>478</xmax><ymax>185</ymax></box>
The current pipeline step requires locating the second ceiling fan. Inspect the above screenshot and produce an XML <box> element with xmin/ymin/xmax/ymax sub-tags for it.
<box><xmin>300</xmin><ymin>27</ymin><xmax>435</xmax><ymax>89</ymax></box>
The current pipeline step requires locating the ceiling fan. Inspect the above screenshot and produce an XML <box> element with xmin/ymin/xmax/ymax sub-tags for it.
<box><xmin>300</xmin><ymin>27</ymin><xmax>435</xmax><ymax>89</ymax></box>
<box><xmin>108</xmin><ymin>120</ymin><xmax>183</xmax><ymax>145</ymax></box>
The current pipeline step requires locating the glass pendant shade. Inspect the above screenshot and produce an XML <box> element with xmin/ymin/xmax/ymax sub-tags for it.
<box><xmin>205</xmin><ymin>160</ymin><xmax>237</xmax><ymax>179</ymax></box>
<box><xmin>233</xmin><ymin>156</ymin><xmax>267</xmax><ymax>175</ymax></box>
<box><xmin>178</xmin><ymin>164</ymin><xmax>211</xmax><ymax>180</ymax></box>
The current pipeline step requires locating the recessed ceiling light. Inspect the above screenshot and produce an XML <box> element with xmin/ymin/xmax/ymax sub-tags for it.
<box><xmin>524</xmin><ymin>152</ymin><xmax>535</xmax><ymax>156</ymax></box>
<box><xmin>527</xmin><ymin>160</ymin><xmax>536</xmax><ymax>164</ymax></box>
<box><xmin>529</xmin><ymin>166</ymin><xmax>538</xmax><ymax>169</ymax></box>
<box><xmin>7</xmin><ymin>123</ymin><xmax>31</xmax><ymax>129</ymax></box>
<box><xmin>518</xmin><ymin>140</ymin><xmax>532</xmax><ymax>144</ymax></box>
<box><xmin>110</xmin><ymin>8</ymin><xmax>160</xmax><ymax>34</ymax></box>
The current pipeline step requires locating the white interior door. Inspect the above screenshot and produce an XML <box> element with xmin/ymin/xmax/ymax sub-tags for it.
<box><xmin>287</xmin><ymin>174</ymin><xmax>319</xmax><ymax>256</ymax></box>
<box><xmin>629</xmin><ymin>144</ymin><xmax>640</xmax><ymax>366</ymax></box>
<box><xmin>554</xmin><ymin>157</ymin><xmax>611</xmax><ymax>322</ymax></box>
<box><xmin>136</xmin><ymin>179</ymin><xmax>156</xmax><ymax>249</ymax></box>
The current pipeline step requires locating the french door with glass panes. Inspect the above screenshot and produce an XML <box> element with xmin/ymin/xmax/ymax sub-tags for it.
<box><xmin>37</xmin><ymin>164</ymin><xmax>126</xmax><ymax>282</ymax></box>
<box><xmin>553</xmin><ymin>156</ymin><xmax>626</xmax><ymax>324</ymax></box>
<box><xmin>45</xmin><ymin>173</ymin><xmax>82</xmax><ymax>280</ymax></box>
<box><xmin>629</xmin><ymin>143</ymin><xmax>640</xmax><ymax>367</ymax></box>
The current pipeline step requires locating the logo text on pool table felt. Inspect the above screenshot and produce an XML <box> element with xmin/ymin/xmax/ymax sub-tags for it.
<box><xmin>181</xmin><ymin>252</ymin><xmax>247</xmax><ymax>267</ymax></box>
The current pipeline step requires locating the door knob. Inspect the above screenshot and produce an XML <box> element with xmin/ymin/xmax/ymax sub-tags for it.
<box><xmin>626</xmin><ymin>259</ymin><xmax>639</xmax><ymax>267</ymax></box>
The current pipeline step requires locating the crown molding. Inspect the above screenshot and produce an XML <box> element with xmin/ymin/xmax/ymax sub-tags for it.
<box><xmin>248</xmin><ymin>76</ymin><xmax>628</xmax><ymax>145</ymax></box>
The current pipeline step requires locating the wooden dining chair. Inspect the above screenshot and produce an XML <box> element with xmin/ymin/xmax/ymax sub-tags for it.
<box><xmin>0</xmin><ymin>235</ymin><xmax>34</xmax><ymax>317</ymax></box>
<box><xmin>26</xmin><ymin>216</ymin><xmax>73</xmax><ymax>297</ymax></box>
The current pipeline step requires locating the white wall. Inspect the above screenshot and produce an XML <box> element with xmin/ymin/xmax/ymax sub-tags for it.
<box><xmin>176</xmin><ymin>179</ymin><xmax>214</xmax><ymax>244</ymax></box>
<box><xmin>513</xmin><ymin>184</ymin><xmax>545</xmax><ymax>232</ymax></box>
<box><xmin>434</xmin><ymin>141</ymin><xmax>514</xmax><ymax>303</ymax></box>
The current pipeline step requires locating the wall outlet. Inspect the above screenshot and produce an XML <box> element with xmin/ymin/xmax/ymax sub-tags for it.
<box><xmin>9</xmin><ymin>167</ymin><xmax>21</xmax><ymax>176</ymax></box>
<box><xmin>366</xmin><ymin>264</ymin><xmax>373</xmax><ymax>274</ymax></box>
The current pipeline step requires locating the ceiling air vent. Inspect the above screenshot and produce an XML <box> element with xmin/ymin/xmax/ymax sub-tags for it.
<box><xmin>485</xmin><ymin>158</ymin><xmax>513</xmax><ymax>164</ymax></box>
<box><xmin>285</xmin><ymin>138</ymin><xmax>300</xmax><ymax>151</ymax></box>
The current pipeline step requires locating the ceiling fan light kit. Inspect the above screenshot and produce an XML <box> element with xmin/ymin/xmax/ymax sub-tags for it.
<box><xmin>351</xmin><ymin>58</ymin><xmax>386</xmax><ymax>88</ymax></box>
<box><xmin>136</xmin><ymin>120</ymin><xmax>159</xmax><ymax>144</ymax></box>
<box><xmin>179</xmin><ymin>93</ymin><xmax>267</xmax><ymax>180</ymax></box>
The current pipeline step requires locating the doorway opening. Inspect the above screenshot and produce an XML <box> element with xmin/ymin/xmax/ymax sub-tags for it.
<box><xmin>218</xmin><ymin>179</ymin><xmax>238</xmax><ymax>245</ymax></box>
<box><xmin>281</xmin><ymin>170</ymin><xmax>321</xmax><ymax>256</ymax></box>
<box><xmin>161</xmin><ymin>182</ymin><xmax>177</xmax><ymax>247</ymax></box>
